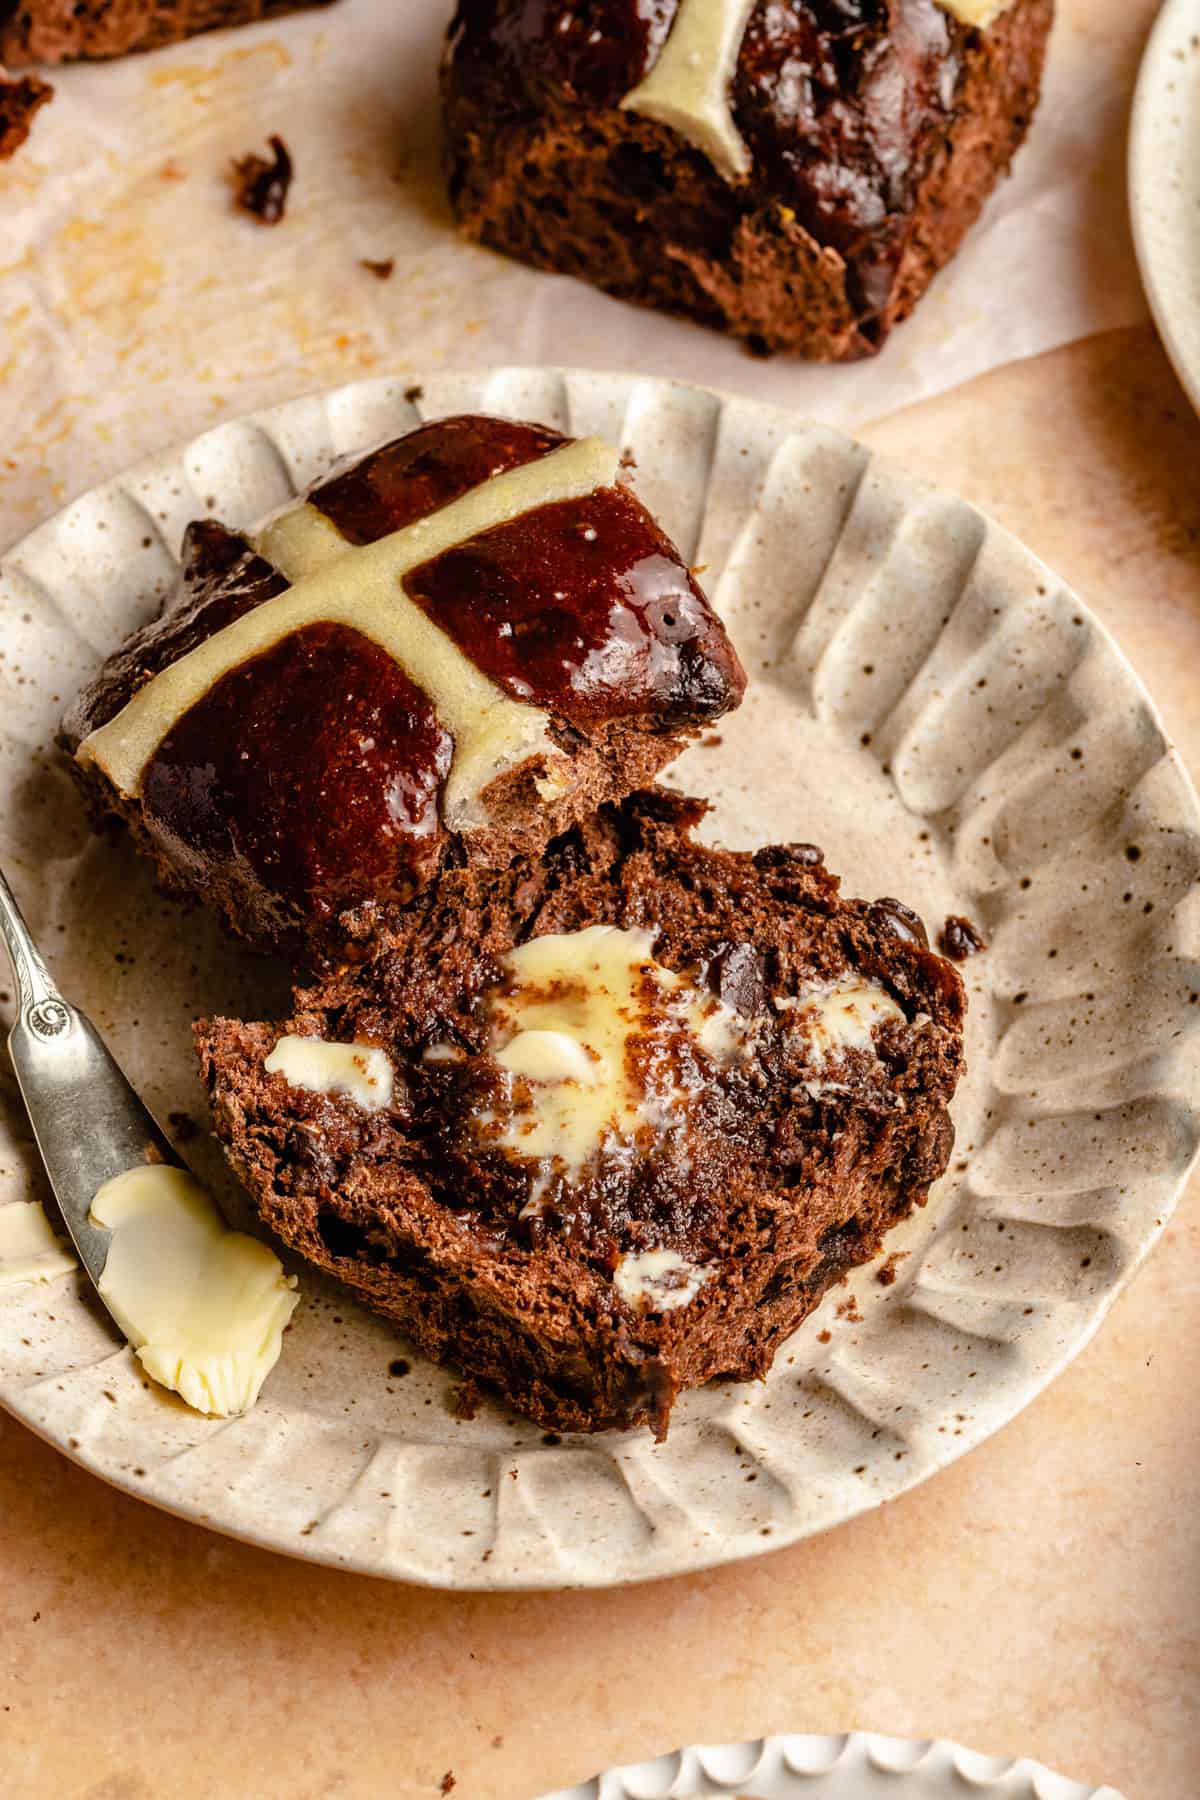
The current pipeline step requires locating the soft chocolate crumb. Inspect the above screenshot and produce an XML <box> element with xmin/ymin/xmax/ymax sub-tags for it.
<box><xmin>453</xmin><ymin>1378</ymin><xmax>483</xmax><ymax>1420</ymax></box>
<box><xmin>877</xmin><ymin>1250</ymin><xmax>909</xmax><ymax>1286</ymax></box>
<box><xmin>404</xmin><ymin>383</ymin><xmax>425</xmax><ymax>404</ymax></box>
<box><xmin>939</xmin><ymin>914</ymin><xmax>987</xmax><ymax>961</ymax></box>
<box><xmin>816</xmin><ymin>1328</ymin><xmax>832</xmax><ymax>1344</ymax></box>
<box><xmin>232</xmin><ymin>135</ymin><xmax>293</xmax><ymax>225</ymax></box>
<box><xmin>193</xmin><ymin>789</ymin><xmax>963</xmax><ymax>1441</ymax></box>
<box><xmin>388</xmin><ymin>1358</ymin><xmax>410</xmax><ymax>1378</ymax></box>
<box><xmin>835</xmin><ymin>1295</ymin><xmax>861</xmax><ymax>1323</ymax></box>
<box><xmin>167</xmin><ymin>1109</ymin><xmax>200</xmax><ymax>1144</ymax></box>
<box><xmin>361</xmin><ymin>257</ymin><xmax>395</xmax><ymax>280</ymax></box>
<box><xmin>440</xmin><ymin>1774</ymin><xmax>456</xmax><ymax>1795</ymax></box>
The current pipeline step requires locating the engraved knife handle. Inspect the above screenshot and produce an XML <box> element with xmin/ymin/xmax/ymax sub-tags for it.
<box><xmin>0</xmin><ymin>861</ymin><xmax>67</xmax><ymax>1037</ymax></box>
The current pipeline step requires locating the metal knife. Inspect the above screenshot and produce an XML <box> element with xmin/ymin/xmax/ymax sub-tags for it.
<box><xmin>0</xmin><ymin>859</ymin><xmax>184</xmax><ymax>1319</ymax></box>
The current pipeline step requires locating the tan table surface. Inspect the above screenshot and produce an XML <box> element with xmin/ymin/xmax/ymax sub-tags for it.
<box><xmin>2</xmin><ymin>4</ymin><xmax>1197</xmax><ymax>1797</ymax></box>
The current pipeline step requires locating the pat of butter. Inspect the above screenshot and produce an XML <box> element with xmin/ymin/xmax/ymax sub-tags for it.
<box><xmin>936</xmin><ymin>0</ymin><xmax>1014</xmax><ymax>23</ymax></box>
<box><xmin>89</xmin><ymin>1165</ymin><xmax>298</xmax><ymax>1417</ymax></box>
<box><xmin>481</xmin><ymin>924</ymin><xmax>750</xmax><ymax>1177</ymax></box>
<box><xmin>496</xmin><ymin>1028</ymin><xmax>602</xmax><ymax>1087</ymax></box>
<box><xmin>0</xmin><ymin>1200</ymin><xmax>76</xmax><ymax>1286</ymax></box>
<box><xmin>614</xmin><ymin>1248</ymin><xmax>707</xmax><ymax>1314</ymax></box>
<box><xmin>265</xmin><ymin>1034</ymin><xmax>394</xmax><ymax>1112</ymax></box>
<box><xmin>777</xmin><ymin>978</ymin><xmax>905</xmax><ymax>1063</ymax></box>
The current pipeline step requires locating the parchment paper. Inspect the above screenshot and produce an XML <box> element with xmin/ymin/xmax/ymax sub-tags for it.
<box><xmin>0</xmin><ymin>0</ymin><xmax>1148</xmax><ymax>554</ymax></box>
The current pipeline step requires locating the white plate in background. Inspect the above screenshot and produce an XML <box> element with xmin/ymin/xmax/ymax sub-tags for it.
<box><xmin>1130</xmin><ymin>0</ymin><xmax>1200</xmax><ymax>414</ymax></box>
<box><xmin>533</xmin><ymin>1730</ymin><xmax>1126</xmax><ymax>1799</ymax></box>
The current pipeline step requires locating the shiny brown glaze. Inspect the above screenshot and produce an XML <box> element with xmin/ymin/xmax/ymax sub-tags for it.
<box><xmin>61</xmin><ymin>520</ymin><xmax>289</xmax><ymax>747</ymax></box>
<box><xmin>445</xmin><ymin>0</ymin><xmax>967</xmax><ymax>320</ymax></box>
<box><xmin>141</xmin><ymin>622</ymin><xmax>452</xmax><ymax>934</ymax></box>
<box><xmin>447</xmin><ymin>0</ymin><xmax>672</xmax><ymax>104</ymax></box>
<box><xmin>311</xmin><ymin>413</ymin><xmax>565</xmax><ymax>543</ymax></box>
<box><xmin>70</xmin><ymin>419</ymin><xmax>742</xmax><ymax>751</ymax></box>
<box><xmin>315</xmin><ymin>413</ymin><xmax>743</xmax><ymax>727</ymax></box>
<box><xmin>405</xmin><ymin>486</ymin><xmax>736</xmax><ymax>726</ymax></box>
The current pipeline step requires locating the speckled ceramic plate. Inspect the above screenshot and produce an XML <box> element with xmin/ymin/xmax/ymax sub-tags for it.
<box><xmin>1130</xmin><ymin>0</ymin><xmax>1200</xmax><ymax>417</ymax></box>
<box><xmin>533</xmin><ymin>1731</ymin><xmax>1127</xmax><ymax>1800</ymax></box>
<box><xmin>2</xmin><ymin>369</ymin><xmax>1198</xmax><ymax>1589</ymax></box>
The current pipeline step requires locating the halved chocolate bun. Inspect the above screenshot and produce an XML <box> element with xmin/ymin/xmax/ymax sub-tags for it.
<box><xmin>196</xmin><ymin>791</ymin><xmax>966</xmax><ymax>1439</ymax></box>
<box><xmin>62</xmin><ymin>414</ymin><xmax>745</xmax><ymax>962</ymax></box>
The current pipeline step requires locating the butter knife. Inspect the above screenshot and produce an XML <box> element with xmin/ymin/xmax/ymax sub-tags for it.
<box><xmin>0</xmin><ymin>859</ymin><xmax>182</xmax><ymax>1313</ymax></box>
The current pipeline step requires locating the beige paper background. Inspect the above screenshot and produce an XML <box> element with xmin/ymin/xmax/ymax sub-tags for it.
<box><xmin>0</xmin><ymin>2</ymin><xmax>1196</xmax><ymax>1796</ymax></box>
